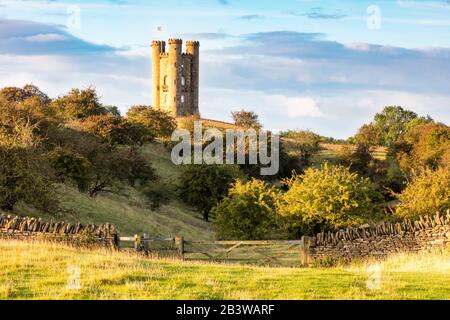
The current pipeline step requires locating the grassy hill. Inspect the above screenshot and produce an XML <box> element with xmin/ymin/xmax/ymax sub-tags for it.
<box><xmin>13</xmin><ymin>142</ymin><xmax>214</xmax><ymax>240</ymax></box>
<box><xmin>1</xmin><ymin>240</ymin><xmax>449</xmax><ymax>299</ymax></box>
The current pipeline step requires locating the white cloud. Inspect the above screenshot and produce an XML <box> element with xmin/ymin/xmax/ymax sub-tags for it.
<box><xmin>25</xmin><ymin>33</ymin><xmax>68</xmax><ymax>42</ymax></box>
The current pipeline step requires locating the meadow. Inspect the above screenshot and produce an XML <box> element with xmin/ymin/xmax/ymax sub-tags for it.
<box><xmin>1</xmin><ymin>240</ymin><xmax>449</xmax><ymax>300</ymax></box>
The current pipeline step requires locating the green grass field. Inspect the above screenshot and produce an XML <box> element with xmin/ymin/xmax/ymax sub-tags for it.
<box><xmin>12</xmin><ymin>142</ymin><xmax>214</xmax><ymax>240</ymax></box>
<box><xmin>0</xmin><ymin>240</ymin><xmax>448</xmax><ymax>300</ymax></box>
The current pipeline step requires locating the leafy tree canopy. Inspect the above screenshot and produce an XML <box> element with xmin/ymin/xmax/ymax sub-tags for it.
<box><xmin>395</xmin><ymin>167</ymin><xmax>450</xmax><ymax>218</ymax></box>
<box><xmin>51</xmin><ymin>87</ymin><xmax>106</xmax><ymax>120</ymax></box>
<box><xmin>213</xmin><ymin>178</ymin><xmax>281</xmax><ymax>240</ymax></box>
<box><xmin>231</xmin><ymin>109</ymin><xmax>262</xmax><ymax>130</ymax></box>
<box><xmin>126</xmin><ymin>105</ymin><xmax>176</xmax><ymax>139</ymax></box>
<box><xmin>178</xmin><ymin>164</ymin><xmax>238</xmax><ymax>221</ymax></box>
<box><xmin>279</xmin><ymin>163</ymin><xmax>383</xmax><ymax>234</ymax></box>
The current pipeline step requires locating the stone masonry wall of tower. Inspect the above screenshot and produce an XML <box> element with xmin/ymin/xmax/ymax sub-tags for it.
<box><xmin>151</xmin><ymin>39</ymin><xmax>200</xmax><ymax>117</ymax></box>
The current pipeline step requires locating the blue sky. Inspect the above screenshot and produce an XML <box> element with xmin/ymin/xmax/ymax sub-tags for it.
<box><xmin>0</xmin><ymin>0</ymin><xmax>449</xmax><ymax>138</ymax></box>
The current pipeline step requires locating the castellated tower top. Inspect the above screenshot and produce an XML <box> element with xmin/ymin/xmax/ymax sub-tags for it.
<box><xmin>168</xmin><ymin>38</ymin><xmax>183</xmax><ymax>44</ymax></box>
<box><xmin>186</xmin><ymin>40</ymin><xmax>200</xmax><ymax>46</ymax></box>
<box><xmin>151</xmin><ymin>39</ymin><xmax>200</xmax><ymax>117</ymax></box>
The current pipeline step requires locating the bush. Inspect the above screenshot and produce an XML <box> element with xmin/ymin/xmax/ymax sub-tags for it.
<box><xmin>0</xmin><ymin>97</ymin><xmax>42</xmax><ymax>149</ymax></box>
<box><xmin>81</xmin><ymin>114</ymin><xmax>154</xmax><ymax>145</ymax></box>
<box><xmin>178</xmin><ymin>164</ymin><xmax>237</xmax><ymax>221</ymax></box>
<box><xmin>212</xmin><ymin>179</ymin><xmax>281</xmax><ymax>240</ymax></box>
<box><xmin>109</xmin><ymin>147</ymin><xmax>157</xmax><ymax>187</ymax></box>
<box><xmin>231</xmin><ymin>110</ymin><xmax>262</xmax><ymax>130</ymax></box>
<box><xmin>177</xmin><ymin>114</ymin><xmax>201</xmax><ymax>133</ymax></box>
<box><xmin>279</xmin><ymin>163</ymin><xmax>383</xmax><ymax>235</ymax></box>
<box><xmin>47</xmin><ymin>147</ymin><xmax>92</xmax><ymax>192</ymax></box>
<box><xmin>395</xmin><ymin>167</ymin><xmax>450</xmax><ymax>218</ymax></box>
<box><xmin>396</xmin><ymin>123</ymin><xmax>450</xmax><ymax>173</ymax></box>
<box><xmin>126</xmin><ymin>105</ymin><xmax>176</xmax><ymax>139</ymax></box>
<box><xmin>0</xmin><ymin>84</ymin><xmax>50</xmax><ymax>105</ymax></box>
<box><xmin>51</xmin><ymin>87</ymin><xmax>106</xmax><ymax>120</ymax></box>
<box><xmin>0</xmin><ymin>148</ymin><xmax>53</xmax><ymax>211</ymax></box>
<box><xmin>354</xmin><ymin>123</ymin><xmax>382</xmax><ymax>148</ymax></box>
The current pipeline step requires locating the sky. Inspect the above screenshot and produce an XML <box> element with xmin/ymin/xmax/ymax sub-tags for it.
<box><xmin>0</xmin><ymin>0</ymin><xmax>449</xmax><ymax>138</ymax></box>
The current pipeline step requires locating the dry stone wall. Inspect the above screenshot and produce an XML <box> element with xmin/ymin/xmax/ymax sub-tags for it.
<box><xmin>0</xmin><ymin>214</ymin><xmax>118</xmax><ymax>248</ymax></box>
<box><xmin>308</xmin><ymin>210</ymin><xmax>450</xmax><ymax>262</ymax></box>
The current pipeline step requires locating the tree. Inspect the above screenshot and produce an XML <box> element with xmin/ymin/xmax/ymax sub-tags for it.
<box><xmin>81</xmin><ymin>114</ymin><xmax>154</xmax><ymax>145</ymax></box>
<box><xmin>127</xmin><ymin>105</ymin><xmax>177</xmax><ymax>139</ymax></box>
<box><xmin>212</xmin><ymin>179</ymin><xmax>281</xmax><ymax>240</ymax></box>
<box><xmin>51</xmin><ymin>87</ymin><xmax>106</xmax><ymax>120</ymax></box>
<box><xmin>354</xmin><ymin>124</ymin><xmax>382</xmax><ymax>149</ymax></box>
<box><xmin>46</xmin><ymin>147</ymin><xmax>92</xmax><ymax>192</ymax></box>
<box><xmin>338</xmin><ymin>143</ymin><xmax>380</xmax><ymax>178</ymax></box>
<box><xmin>373</xmin><ymin>106</ymin><xmax>418</xmax><ymax>146</ymax></box>
<box><xmin>178</xmin><ymin>164</ymin><xmax>237</xmax><ymax>221</ymax></box>
<box><xmin>0</xmin><ymin>97</ymin><xmax>41</xmax><ymax>149</ymax></box>
<box><xmin>0</xmin><ymin>84</ymin><xmax>50</xmax><ymax>105</ymax></box>
<box><xmin>0</xmin><ymin>148</ymin><xmax>53</xmax><ymax>211</ymax></box>
<box><xmin>279</xmin><ymin>163</ymin><xmax>383</xmax><ymax>235</ymax></box>
<box><xmin>109</xmin><ymin>147</ymin><xmax>157</xmax><ymax>187</ymax></box>
<box><xmin>84</xmin><ymin>144</ymin><xmax>117</xmax><ymax>197</ymax></box>
<box><xmin>396</xmin><ymin>123</ymin><xmax>450</xmax><ymax>173</ymax></box>
<box><xmin>395</xmin><ymin>167</ymin><xmax>450</xmax><ymax>218</ymax></box>
<box><xmin>231</xmin><ymin>110</ymin><xmax>262</xmax><ymax>130</ymax></box>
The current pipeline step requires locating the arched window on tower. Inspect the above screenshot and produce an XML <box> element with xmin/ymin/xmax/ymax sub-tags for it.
<box><xmin>181</xmin><ymin>76</ymin><xmax>186</xmax><ymax>87</ymax></box>
<box><xmin>164</xmin><ymin>94</ymin><xmax>169</xmax><ymax>105</ymax></box>
<box><xmin>163</xmin><ymin>75</ymin><xmax>168</xmax><ymax>86</ymax></box>
<box><xmin>181</xmin><ymin>95</ymin><xmax>185</xmax><ymax>104</ymax></box>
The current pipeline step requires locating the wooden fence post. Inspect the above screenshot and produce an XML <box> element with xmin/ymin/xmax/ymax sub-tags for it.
<box><xmin>300</xmin><ymin>236</ymin><xmax>311</xmax><ymax>266</ymax></box>
<box><xmin>134</xmin><ymin>234</ymin><xmax>141</xmax><ymax>252</ymax></box>
<box><xmin>175</xmin><ymin>235</ymin><xmax>184</xmax><ymax>260</ymax></box>
<box><xmin>142</xmin><ymin>233</ymin><xmax>149</xmax><ymax>254</ymax></box>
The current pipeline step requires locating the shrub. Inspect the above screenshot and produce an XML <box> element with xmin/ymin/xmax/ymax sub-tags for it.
<box><xmin>396</xmin><ymin>123</ymin><xmax>450</xmax><ymax>173</ymax></box>
<box><xmin>279</xmin><ymin>163</ymin><xmax>383</xmax><ymax>235</ymax></box>
<box><xmin>177</xmin><ymin>114</ymin><xmax>201</xmax><ymax>133</ymax></box>
<box><xmin>109</xmin><ymin>147</ymin><xmax>157</xmax><ymax>187</ymax></box>
<box><xmin>231</xmin><ymin>110</ymin><xmax>262</xmax><ymax>130</ymax></box>
<box><xmin>0</xmin><ymin>148</ymin><xmax>53</xmax><ymax>211</ymax></box>
<box><xmin>395</xmin><ymin>167</ymin><xmax>450</xmax><ymax>218</ymax></box>
<box><xmin>51</xmin><ymin>87</ymin><xmax>106</xmax><ymax>120</ymax></box>
<box><xmin>354</xmin><ymin>123</ymin><xmax>382</xmax><ymax>148</ymax></box>
<box><xmin>0</xmin><ymin>97</ymin><xmax>42</xmax><ymax>149</ymax></box>
<box><xmin>126</xmin><ymin>105</ymin><xmax>176</xmax><ymax>139</ymax></box>
<box><xmin>0</xmin><ymin>84</ymin><xmax>50</xmax><ymax>105</ymax></box>
<box><xmin>81</xmin><ymin>114</ymin><xmax>154</xmax><ymax>145</ymax></box>
<box><xmin>47</xmin><ymin>147</ymin><xmax>92</xmax><ymax>192</ymax></box>
<box><xmin>212</xmin><ymin>179</ymin><xmax>281</xmax><ymax>240</ymax></box>
<box><xmin>178</xmin><ymin>164</ymin><xmax>237</xmax><ymax>221</ymax></box>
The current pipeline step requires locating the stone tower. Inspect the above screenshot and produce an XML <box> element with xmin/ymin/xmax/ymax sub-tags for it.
<box><xmin>151</xmin><ymin>39</ymin><xmax>200</xmax><ymax>117</ymax></box>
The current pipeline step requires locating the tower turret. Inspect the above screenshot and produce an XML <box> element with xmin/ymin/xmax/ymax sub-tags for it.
<box><xmin>151</xmin><ymin>40</ymin><xmax>165</xmax><ymax>110</ymax></box>
<box><xmin>186</xmin><ymin>41</ymin><xmax>200</xmax><ymax>115</ymax></box>
<box><xmin>168</xmin><ymin>39</ymin><xmax>183</xmax><ymax>116</ymax></box>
